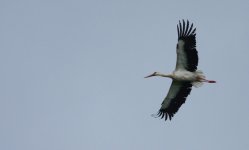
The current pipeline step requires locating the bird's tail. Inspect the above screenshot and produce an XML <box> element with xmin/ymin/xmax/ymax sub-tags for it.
<box><xmin>192</xmin><ymin>70</ymin><xmax>205</xmax><ymax>88</ymax></box>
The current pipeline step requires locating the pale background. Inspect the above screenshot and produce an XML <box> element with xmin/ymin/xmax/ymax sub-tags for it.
<box><xmin>1</xmin><ymin>0</ymin><xmax>249</xmax><ymax>150</ymax></box>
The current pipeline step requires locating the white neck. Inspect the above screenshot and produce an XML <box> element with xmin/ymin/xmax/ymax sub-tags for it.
<box><xmin>155</xmin><ymin>72</ymin><xmax>173</xmax><ymax>78</ymax></box>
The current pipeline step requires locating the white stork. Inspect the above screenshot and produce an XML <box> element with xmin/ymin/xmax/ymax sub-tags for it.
<box><xmin>145</xmin><ymin>20</ymin><xmax>216</xmax><ymax>121</ymax></box>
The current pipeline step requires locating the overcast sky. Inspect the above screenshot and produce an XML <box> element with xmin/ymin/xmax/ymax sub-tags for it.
<box><xmin>1</xmin><ymin>0</ymin><xmax>249</xmax><ymax>150</ymax></box>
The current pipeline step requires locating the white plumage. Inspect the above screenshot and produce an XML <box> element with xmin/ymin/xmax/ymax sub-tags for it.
<box><xmin>145</xmin><ymin>20</ymin><xmax>216</xmax><ymax>121</ymax></box>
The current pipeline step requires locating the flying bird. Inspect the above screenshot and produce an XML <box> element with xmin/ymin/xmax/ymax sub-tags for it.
<box><xmin>145</xmin><ymin>20</ymin><xmax>216</xmax><ymax>121</ymax></box>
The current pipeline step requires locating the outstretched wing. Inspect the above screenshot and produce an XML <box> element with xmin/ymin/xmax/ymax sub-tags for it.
<box><xmin>175</xmin><ymin>20</ymin><xmax>198</xmax><ymax>72</ymax></box>
<box><xmin>156</xmin><ymin>81</ymin><xmax>192</xmax><ymax>121</ymax></box>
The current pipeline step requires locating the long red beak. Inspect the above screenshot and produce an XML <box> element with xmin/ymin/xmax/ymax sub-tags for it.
<box><xmin>144</xmin><ymin>73</ymin><xmax>155</xmax><ymax>78</ymax></box>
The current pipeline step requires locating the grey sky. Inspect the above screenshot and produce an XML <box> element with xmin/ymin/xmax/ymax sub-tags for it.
<box><xmin>1</xmin><ymin>0</ymin><xmax>249</xmax><ymax>150</ymax></box>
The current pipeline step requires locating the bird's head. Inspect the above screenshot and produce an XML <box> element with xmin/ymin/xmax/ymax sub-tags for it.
<box><xmin>144</xmin><ymin>72</ymin><xmax>159</xmax><ymax>78</ymax></box>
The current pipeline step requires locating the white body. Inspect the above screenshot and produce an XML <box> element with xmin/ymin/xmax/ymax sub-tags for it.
<box><xmin>172</xmin><ymin>70</ymin><xmax>206</xmax><ymax>87</ymax></box>
<box><xmin>173</xmin><ymin>70</ymin><xmax>197</xmax><ymax>81</ymax></box>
